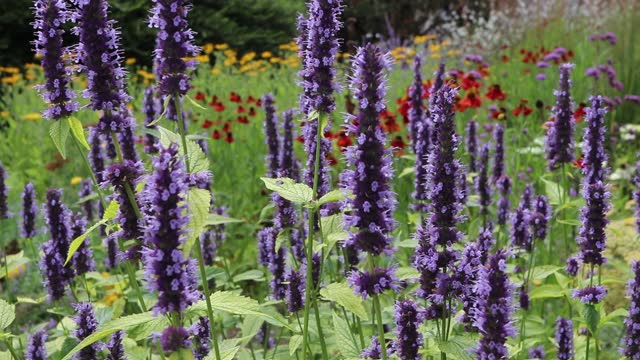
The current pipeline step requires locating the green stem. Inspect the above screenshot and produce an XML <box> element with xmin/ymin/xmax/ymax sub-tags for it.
<box><xmin>82</xmin><ymin>273</ymin><xmax>92</xmax><ymax>302</ymax></box>
<box><xmin>175</xmin><ymin>96</ymin><xmax>191</xmax><ymax>173</ymax></box>
<box><xmin>194</xmin><ymin>238</ymin><xmax>222</xmax><ymax>360</ymax></box>
<box><xmin>5</xmin><ymin>340</ymin><xmax>20</xmax><ymax>360</ymax></box>
<box><xmin>312</xmin><ymin>298</ymin><xmax>329</xmax><ymax>360</ymax></box>
<box><xmin>373</xmin><ymin>295</ymin><xmax>388</xmax><ymax>360</ymax></box>
<box><xmin>124</xmin><ymin>260</ymin><xmax>147</xmax><ymax>312</ymax></box>
<box><xmin>72</xmin><ymin>136</ymin><xmax>107</xmax><ymax>208</ymax></box>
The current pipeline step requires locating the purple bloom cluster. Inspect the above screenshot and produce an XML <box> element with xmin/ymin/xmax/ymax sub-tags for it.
<box><xmin>458</xmin><ymin>241</ymin><xmax>484</xmax><ymax>328</ymax></box>
<box><xmin>635</xmin><ymin>160</ymin><xmax>640</xmax><ymax>234</ymax></box>
<box><xmin>78</xmin><ymin>179</ymin><xmax>95</xmax><ymax>221</ymax></box>
<box><xmin>393</xmin><ymin>300</ymin><xmax>424</xmax><ymax>360</ymax></box>
<box><xmin>160</xmin><ymin>326</ymin><xmax>191</xmax><ymax>354</ymax></box>
<box><xmin>73</xmin><ymin>0</ymin><xmax>131</xmax><ymax>133</ymax></box>
<box><xmin>466</xmin><ymin>120</ymin><xmax>478</xmax><ymax>173</ymax></box>
<box><xmin>301</xmin><ymin>0</ymin><xmax>343</xmax><ymax>114</ymax></box>
<box><xmin>473</xmin><ymin>250</ymin><xmax>515</xmax><ymax>360</ymax></box>
<box><xmin>33</xmin><ymin>0</ymin><xmax>77</xmax><ymax>120</ymax></box>
<box><xmin>348</xmin><ymin>266</ymin><xmax>399</xmax><ymax>299</ymax></box>
<box><xmin>589</xmin><ymin>32</ymin><xmax>617</xmax><ymax>44</ymax></box>
<box><xmin>582</xmin><ymin>96</ymin><xmax>608</xmax><ymax>184</ymax></box>
<box><xmin>492</xmin><ymin>124</ymin><xmax>505</xmax><ymax>183</ymax></box>
<box><xmin>88</xmin><ymin>128</ymin><xmax>107</xmax><ymax>184</ymax></box>
<box><xmin>149</xmin><ymin>0</ymin><xmax>198</xmax><ymax>97</ymax></box>
<box><xmin>142</xmin><ymin>144</ymin><xmax>199</xmax><ymax>315</ymax></box>
<box><xmin>361</xmin><ymin>336</ymin><xmax>383</xmax><ymax>359</ymax></box>
<box><xmin>118</xmin><ymin>116</ymin><xmax>140</xmax><ymax>162</ymax></box>
<box><xmin>26</xmin><ymin>329</ymin><xmax>48</xmax><ymax>360</ymax></box>
<box><xmin>70</xmin><ymin>213</ymin><xmax>95</xmax><ymax>276</ymax></box>
<box><xmin>531</xmin><ymin>195</ymin><xmax>551</xmax><ymax>241</ymax></box>
<box><xmin>341</xmin><ymin>43</ymin><xmax>396</xmax><ymax>256</ymax></box>
<box><xmin>528</xmin><ymin>346</ymin><xmax>545</xmax><ymax>359</ymax></box>
<box><xmin>189</xmin><ymin>317</ymin><xmax>211</xmax><ymax>360</ymax></box>
<box><xmin>566</xmin><ymin>256</ymin><xmax>580</xmax><ymax>276</ymax></box>
<box><xmin>106</xmin><ymin>331</ymin><xmax>126</xmax><ymax>360</ymax></box>
<box><xmin>73</xmin><ymin>302</ymin><xmax>102</xmax><ymax>360</ymax></box>
<box><xmin>40</xmin><ymin>189</ymin><xmax>74</xmax><ymax>300</ymax></box>
<box><xmin>0</xmin><ymin>164</ymin><xmax>8</xmax><ymax>220</ymax></box>
<box><xmin>21</xmin><ymin>183</ymin><xmax>38</xmax><ymax>238</ymax></box>
<box><xmin>510</xmin><ymin>200</ymin><xmax>532</xmax><ymax>251</ymax></box>
<box><xmin>143</xmin><ymin>87</ymin><xmax>161</xmax><ymax>154</ymax></box>
<box><xmin>577</xmin><ymin>181</ymin><xmax>610</xmax><ymax>265</ymax></box>
<box><xmin>555</xmin><ymin>317</ymin><xmax>574</xmax><ymax>360</ymax></box>
<box><xmin>545</xmin><ymin>63</ymin><xmax>575</xmax><ymax>170</ymax></box>
<box><xmin>496</xmin><ymin>176</ymin><xmax>511</xmax><ymax>225</ymax></box>
<box><xmin>408</xmin><ymin>54</ymin><xmax>425</xmax><ymax>154</ymax></box>
<box><xmin>103</xmin><ymin>232</ymin><xmax>121</xmax><ymax>269</ymax></box>
<box><xmin>285</xmin><ymin>266</ymin><xmax>305</xmax><ymax>313</ymax></box>
<box><xmin>573</xmin><ymin>285</ymin><xmax>608</xmax><ymax>304</ymax></box>
<box><xmin>622</xmin><ymin>261</ymin><xmax>640</xmax><ymax>358</ymax></box>
<box><xmin>476</xmin><ymin>143</ymin><xmax>492</xmax><ymax>216</ymax></box>
<box><xmin>262</xmin><ymin>93</ymin><xmax>280</xmax><ymax>178</ymax></box>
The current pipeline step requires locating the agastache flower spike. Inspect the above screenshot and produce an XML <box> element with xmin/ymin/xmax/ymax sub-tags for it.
<box><xmin>473</xmin><ymin>250</ymin><xmax>516</xmax><ymax>359</ymax></box>
<box><xmin>408</xmin><ymin>54</ymin><xmax>425</xmax><ymax>153</ymax></box>
<box><xmin>393</xmin><ymin>300</ymin><xmax>424</xmax><ymax>360</ymax></box>
<box><xmin>466</xmin><ymin>120</ymin><xmax>478</xmax><ymax>173</ymax></box>
<box><xmin>582</xmin><ymin>96</ymin><xmax>608</xmax><ymax>184</ymax></box>
<box><xmin>33</xmin><ymin>0</ymin><xmax>78</xmax><ymax>120</ymax></box>
<box><xmin>511</xmin><ymin>197</ymin><xmax>532</xmax><ymax>251</ymax></box>
<box><xmin>40</xmin><ymin>189</ymin><xmax>74</xmax><ymax>300</ymax></box>
<box><xmin>349</xmin><ymin>266</ymin><xmax>399</xmax><ymax>299</ymax></box>
<box><xmin>622</xmin><ymin>261</ymin><xmax>640</xmax><ymax>358</ymax></box>
<box><xmin>21</xmin><ymin>183</ymin><xmax>38</xmax><ymax>239</ymax></box>
<box><xmin>160</xmin><ymin>326</ymin><xmax>191</xmax><ymax>354</ymax></box>
<box><xmin>78</xmin><ymin>179</ymin><xmax>94</xmax><ymax>221</ymax></box>
<box><xmin>142</xmin><ymin>144</ymin><xmax>199</xmax><ymax>315</ymax></box>
<box><xmin>285</xmin><ymin>266</ymin><xmax>305</xmax><ymax>313</ymax></box>
<box><xmin>555</xmin><ymin>317</ymin><xmax>574</xmax><ymax>360</ymax></box>
<box><xmin>0</xmin><ymin>163</ymin><xmax>8</xmax><ymax>219</ymax></box>
<box><xmin>189</xmin><ymin>317</ymin><xmax>211</xmax><ymax>360</ymax></box>
<box><xmin>73</xmin><ymin>0</ymin><xmax>132</xmax><ymax>133</ymax></box>
<box><xmin>103</xmin><ymin>232</ymin><xmax>120</xmax><ymax>269</ymax></box>
<box><xmin>106</xmin><ymin>331</ymin><xmax>126</xmax><ymax>360</ymax></box>
<box><xmin>476</xmin><ymin>143</ymin><xmax>492</xmax><ymax>217</ymax></box>
<box><xmin>492</xmin><ymin>124</ymin><xmax>505</xmax><ymax>182</ymax></box>
<box><xmin>118</xmin><ymin>116</ymin><xmax>139</xmax><ymax>162</ymax></box>
<box><xmin>73</xmin><ymin>302</ymin><xmax>103</xmax><ymax>360</ymax></box>
<box><xmin>150</xmin><ymin>0</ymin><xmax>199</xmax><ymax>98</ymax></box>
<box><xmin>88</xmin><ymin>128</ymin><xmax>106</xmax><ymax>184</ymax></box>
<box><xmin>26</xmin><ymin>329</ymin><xmax>48</xmax><ymax>360</ymax></box>
<box><xmin>341</xmin><ymin>43</ymin><xmax>396</xmax><ymax>256</ymax></box>
<box><xmin>496</xmin><ymin>176</ymin><xmax>511</xmax><ymax>226</ymax></box>
<box><xmin>545</xmin><ymin>64</ymin><xmax>576</xmax><ymax>170</ymax></box>
<box><xmin>262</xmin><ymin>93</ymin><xmax>280</xmax><ymax>178</ymax></box>
<box><xmin>70</xmin><ymin>212</ymin><xmax>95</xmax><ymax>276</ymax></box>
<box><xmin>577</xmin><ymin>180</ymin><xmax>610</xmax><ymax>265</ymax></box>
<box><xmin>635</xmin><ymin>160</ymin><xmax>640</xmax><ymax>234</ymax></box>
<box><xmin>143</xmin><ymin>87</ymin><xmax>161</xmax><ymax>154</ymax></box>
<box><xmin>532</xmin><ymin>195</ymin><xmax>551</xmax><ymax>241</ymax></box>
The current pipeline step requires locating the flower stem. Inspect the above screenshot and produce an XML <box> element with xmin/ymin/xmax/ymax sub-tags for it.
<box><xmin>124</xmin><ymin>260</ymin><xmax>147</xmax><ymax>312</ymax></box>
<box><xmin>194</xmin><ymin>238</ymin><xmax>222</xmax><ymax>360</ymax></box>
<box><xmin>174</xmin><ymin>96</ymin><xmax>191</xmax><ymax>173</ymax></box>
<box><xmin>72</xmin><ymin>136</ymin><xmax>106</xmax><ymax>208</ymax></box>
<box><xmin>373</xmin><ymin>295</ymin><xmax>388</xmax><ymax>360</ymax></box>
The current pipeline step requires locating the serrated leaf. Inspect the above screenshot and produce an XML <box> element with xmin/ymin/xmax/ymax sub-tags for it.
<box><xmin>147</xmin><ymin>96</ymin><xmax>172</xmax><ymax>127</ymax></box>
<box><xmin>289</xmin><ymin>334</ymin><xmax>303</xmax><ymax>356</ymax></box>
<box><xmin>332</xmin><ymin>312</ymin><xmax>361</xmax><ymax>358</ymax></box>
<box><xmin>185</xmin><ymin>94</ymin><xmax>207</xmax><ymax>110</ymax></box>
<box><xmin>0</xmin><ymin>299</ymin><xmax>15</xmax><ymax>330</ymax></box>
<box><xmin>66</xmin><ymin>218</ymin><xmax>109</xmax><ymax>265</ymax></box>
<box><xmin>600</xmin><ymin>308</ymin><xmax>628</xmax><ymax>325</ymax></box>
<box><xmin>50</xmin><ymin>117</ymin><xmax>70</xmax><ymax>159</ymax></box>
<box><xmin>103</xmin><ymin>200</ymin><xmax>120</xmax><ymax>220</ymax></box>
<box><xmin>158</xmin><ymin>126</ymin><xmax>210</xmax><ymax>173</ymax></box>
<box><xmin>68</xmin><ymin>116</ymin><xmax>90</xmax><ymax>150</ymax></box>
<box><xmin>183</xmin><ymin>188</ymin><xmax>211</xmax><ymax>256</ymax></box>
<box><xmin>395</xmin><ymin>266</ymin><xmax>420</xmax><ymax>280</ymax></box>
<box><xmin>530</xmin><ymin>265</ymin><xmax>562</xmax><ymax>281</ymax></box>
<box><xmin>0</xmin><ymin>252</ymin><xmax>30</xmax><ymax>280</ymax></box>
<box><xmin>61</xmin><ymin>312</ymin><xmax>158</xmax><ymax>360</ymax></box>
<box><xmin>436</xmin><ymin>336</ymin><xmax>475</xmax><ymax>360</ymax></box>
<box><xmin>583</xmin><ymin>304</ymin><xmax>600</xmax><ymax>335</ymax></box>
<box><xmin>529</xmin><ymin>284</ymin><xmax>566</xmax><ymax>300</ymax></box>
<box><xmin>317</xmin><ymin>189</ymin><xmax>348</xmax><ymax>206</ymax></box>
<box><xmin>320</xmin><ymin>283</ymin><xmax>368</xmax><ymax>320</ymax></box>
<box><xmin>233</xmin><ymin>270</ymin><xmax>265</xmax><ymax>282</ymax></box>
<box><xmin>275</xmin><ymin>228</ymin><xmax>289</xmax><ymax>253</ymax></box>
<box><xmin>205</xmin><ymin>213</ymin><xmax>243</xmax><ymax>226</ymax></box>
<box><xmin>542</xmin><ymin>177</ymin><xmax>564</xmax><ymax>205</ymax></box>
<box><xmin>240</xmin><ymin>315</ymin><xmax>263</xmax><ymax>345</ymax></box>
<box><xmin>169</xmin><ymin>349</ymin><xmax>195</xmax><ymax>360</ymax></box>
<box><xmin>260</xmin><ymin>177</ymin><xmax>313</xmax><ymax>204</ymax></box>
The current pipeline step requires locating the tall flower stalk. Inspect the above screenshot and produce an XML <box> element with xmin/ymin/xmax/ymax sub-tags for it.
<box><xmin>622</xmin><ymin>261</ymin><xmax>640</xmax><ymax>358</ymax></box>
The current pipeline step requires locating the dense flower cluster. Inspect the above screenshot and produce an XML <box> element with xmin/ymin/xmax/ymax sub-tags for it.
<box><xmin>582</xmin><ymin>96</ymin><xmax>608</xmax><ymax>183</ymax></box>
<box><xmin>492</xmin><ymin>124</ymin><xmax>505</xmax><ymax>182</ymax></box>
<box><xmin>73</xmin><ymin>302</ymin><xmax>102</xmax><ymax>360</ymax></box>
<box><xmin>577</xmin><ymin>181</ymin><xmax>610</xmax><ymax>265</ymax></box>
<box><xmin>622</xmin><ymin>261</ymin><xmax>640</xmax><ymax>358</ymax></box>
<box><xmin>531</xmin><ymin>195</ymin><xmax>551</xmax><ymax>241</ymax></box>
<box><xmin>285</xmin><ymin>266</ymin><xmax>305</xmax><ymax>312</ymax></box>
<box><xmin>393</xmin><ymin>300</ymin><xmax>424</xmax><ymax>360</ymax></box>
<box><xmin>262</xmin><ymin>93</ymin><xmax>280</xmax><ymax>178</ymax></box>
<box><xmin>21</xmin><ymin>182</ymin><xmax>37</xmax><ymax>238</ymax></box>
<box><xmin>476</xmin><ymin>143</ymin><xmax>492</xmax><ymax>216</ymax></box>
<box><xmin>0</xmin><ymin>164</ymin><xmax>8</xmax><ymax>220</ymax></box>
<box><xmin>26</xmin><ymin>329</ymin><xmax>48</xmax><ymax>360</ymax></box>
<box><xmin>160</xmin><ymin>326</ymin><xmax>191</xmax><ymax>354</ymax></box>
<box><xmin>348</xmin><ymin>266</ymin><xmax>399</xmax><ymax>299</ymax></box>
<box><xmin>70</xmin><ymin>213</ymin><xmax>95</xmax><ymax>276</ymax></box>
<box><xmin>573</xmin><ymin>285</ymin><xmax>608</xmax><ymax>304</ymax></box>
<box><xmin>555</xmin><ymin>317</ymin><xmax>574</xmax><ymax>360</ymax></box>
<box><xmin>189</xmin><ymin>317</ymin><xmax>211</xmax><ymax>360</ymax></box>
<box><xmin>143</xmin><ymin>87</ymin><xmax>161</xmax><ymax>154</ymax></box>
<box><xmin>106</xmin><ymin>331</ymin><xmax>126</xmax><ymax>360</ymax></box>
<box><xmin>545</xmin><ymin>63</ymin><xmax>575</xmax><ymax>170</ymax></box>
<box><xmin>466</xmin><ymin>120</ymin><xmax>478</xmax><ymax>173</ymax></box>
<box><xmin>408</xmin><ymin>54</ymin><xmax>425</xmax><ymax>154</ymax></box>
<box><xmin>40</xmin><ymin>189</ymin><xmax>74</xmax><ymax>300</ymax></box>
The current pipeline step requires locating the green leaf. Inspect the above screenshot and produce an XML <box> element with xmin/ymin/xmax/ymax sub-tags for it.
<box><xmin>320</xmin><ymin>282</ymin><xmax>368</xmax><ymax>320</ymax></box>
<box><xmin>205</xmin><ymin>213</ymin><xmax>243</xmax><ymax>226</ymax></box>
<box><xmin>289</xmin><ymin>334</ymin><xmax>303</xmax><ymax>356</ymax></box>
<box><xmin>529</xmin><ymin>284</ymin><xmax>566</xmax><ymax>300</ymax></box>
<box><xmin>260</xmin><ymin>177</ymin><xmax>313</xmax><ymax>204</ymax></box>
<box><xmin>233</xmin><ymin>270</ymin><xmax>265</xmax><ymax>282</ymax></box>
<box><xmin>436</xmin><ymin>336</ymin><xmax>476</xmax><ymax>360</ymax></box>
<box><xmin>557</xmin><ymin>218</ymin><xmax>582</xmax><ymax>226</ymax></box>
<box><xmin>0</xmin><ymin>252</ymin><xmax>30</xmax><ymax>280</ymax></box>
<box><xmin>332</xmin><ymin>312</ymin><xmax>360</xmax><ymax>358</ymax></box>
<box><xmin>530</xmin><ymin>265</ymin><xmax>562</xmax><ymax>281</ymax></box>
<box><xmin>185</xmin><ymin>94</ymin><xmax>207</xmax><ymax>110</ymax></box>
<box><xmin>50</xmin><ymin>117</ymin><xmax>70</xmax><ymax>159</ymax></box>
<box><xmin>68</xmin><ymin>116</ymin><xmax>90</xmax><ymax>150</ymax></box>
<box><xmin>583</xmin><ymin>304</ymin><xmax>600</xmax><ymax>335</ymax></box>
<box><xmin>16</xmin><ymin>296</ymin><xmax>44</xmax><ymax>304</ymax></box>
<box><xmin>395</xmin><ymin>266</ymin><xmax>420</xmax><ymax>281</ymax></box>
<box><xmin>275</xmin><ymin>228</ymin><xmax>289</xmax><ymax>253</ymax></box>
<box><xmin>0</xmin><ymin>299</ymin><xmax>15</xmax><ymax>330</ymax></box>
<box><xmin>317</xmin><ymin>189</ymin><xmax>348</xmax><ymax>206</ymax></box>
<box><xmin>183</xmin><ymin>188</ymin><xmax>211</xmax><ymax>256</ymax></box>
<box><xmin>147</xmin><ymin>96</ymin><xmax>172</xmax><ymax>127</ymax></box>
<box><xmin>542</xmin><ymin>177</ymin><xmax>564</xmax><ymax>205</ymax></box>
<box><xmin>600</xmin><ymin>308</ymin><xmax>628</xmax><ymax>326</ymax></box>
<box><xmin>169</xmin><ymin>349</ymin><xmax>195</xmax><ymax>360</ymax></box>
<box><xmin>66</xmin><ymin>218</ymin><xmax>109</xmax><ymax>265</ymax></box>
<box><xmin>398</xmin><ymin>166</ymin><xmax>415</xmax><ymax>178</ymax></box>
<box><xmin>103</xmin><ymin>200</ymin><xmax>120</xmax><ymax>220</ymax></box>
<box><xmin>158</xmin><ymin>126</ymin><xmax>210</xmax><ymax>173</ymax></box>
<box><xmin>61</xmin><ymin>312</ymin><xmax>158</xmax><ymax>360</ymax></box>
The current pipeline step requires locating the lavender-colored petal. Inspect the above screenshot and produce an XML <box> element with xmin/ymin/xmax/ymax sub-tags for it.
<box><xmin>21</xmin><ymin>182</ymin><xmax>38</xmax><ymax>238</ymax></box>
<box><xmin>545</xmin><ymin>64</ymin><xmax>576</xmax><ymax>170</ymax></box>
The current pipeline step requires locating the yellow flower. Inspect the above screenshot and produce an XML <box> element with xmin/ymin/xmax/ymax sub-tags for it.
<box><xmin>211</xmin><ymin>68</ymin><xmax>221</xmax><ymax>76</ymax></box>
<box><xmin>446</xmin><ymin>49</ymin><xmax>462</xmax><ymax>56</ymax></box>
<box><xmin>7</xmin><ymin>264</ymin><xmax>27</xmax><ymax>279</ymax></box>
<box><xmin>261</xmin><ymin>51</ymin><xmax>272</xmax><ymax>59</ymax></box>
<box><xmin>431</xmin><ymin>53</ymin><xmax>441</xmax><ymax>59</ymax></box>
<box><xmin>125</xmin><ymin>58</ymin><xmax>137</xmax><ymax>65</ymax></box>
<box><xmin>0</xmin><ymin>111</ymin><xmax>8</xmax><ymax>118</ymax></box>
<box><xmin>0</xmin><ymin>66</ymin><xmax>20</xmax><ymax>74</ymax></box>
<box><xmin>414</xmin><ymin>34</ymin><xmax>437</xmax><ymax>44</ymax></box>
<box><xmin>224</xmin><ymin>57</ymin><xmax>237</xmax><ymax>67</ymax></box>
<box><xmin>70</xmin><ymin>176</ymin><xmax>83</xmax><ymax>185</ymax></box>
<box><xmin>1</xmin><ymin>75</ymin><xmax>21</xmax><ymax>84</ymax></box>
<box><xmin>269</xmin><ymin>57</ymin><xmax>281</xmax><ymax>64</ymax></box>
<box><xmin>102</xmin><ymin>291</ymin><xmax>122</xmax><ymax>306</ymax></box>
<box><xmin>240</xmin><ymin>52</ymin><xmax>256</xmax><ymax>64</ymax></box>
<box><xmin>136</xmin><ymin>69</ymin><xmax>155</xmax><ymax>80</ymax></box>
<box><xmin>202</xmin><ymin>43</ymin><xmax>214</xmax><ymax>54</ymax></box>
<box><xmin>429</xmin><ymin>43</ymin><xmax>441</xmax><ymax>53</ymax></box>
<box><xmin>223</xmin><ymin>49</ymin><xmax>236</xmax><ymax>58</ymax></box>
<box><xmin>22</xmin><ymin>113</ymin><xmax>42</xmax><ymax>121</ymax></box>
<box><xmin>195</xmin><ymin>54</ymin><xmax>209</xmax><ymax>63</ymax></box>
<box><xmin>215</xmin><ymin>43</ymin><xmax>229</xmax><ymax>50</ymax></box>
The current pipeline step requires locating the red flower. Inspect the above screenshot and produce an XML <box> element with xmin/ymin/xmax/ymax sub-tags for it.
<box><xmin>223</xmin><ymin>122</ymin><xmax>231</xmax><ymax>132</ymax></box>
<box><xmin>213</xmin><ymin>103</ymin><xmax>225</xmax><ymax>112</ymax></box>
<box><xmin>246</xmin><ymin>95</ymin><xmax>257</xmax><ymax>104</ymax></box>
<box><xmin>225</xmin><ymin>132</ymin><xmax>235</xmax><ymax>143</ymax></box>
<box><xmin>236</xmin><ymin>105</ymin><xmax>246</xmax><ymax>114</ymax></box>
<box><xmin>229</xmin><ymin>92</ymin><xmax>242</xmax><ymax>103</ymax></box>
<box><xmin>326</xmin><ymin>153</ymin><xmax>337</xmax><ymax>166</ymax></box>
<box><xmin>248</xmin><ymin>107</ymin><xmax>256</xmax><ymax>116</ymax></box>
<box><xmin>336</xmin><ymin>131</ymin><xmax>352</xmax><ymax>149</ymax></box>
<box><xmin>512</xmin><ymin>99</ymin><xmax>533</xmax><ymax>117</ymax></box>
<box><xmin>573</xmin><ymin>155</ymin><xmax>584</xmax><ymax>169</ymax></box>
<box><xmin>324</xmin><ymin>130</ymin><xmax>336</xmax><ymax>139</ymax></box>
<box><xmin>383</xmin><ymin>118</ymin><xmax>400</xmax><ymax>133</ymax></box>
<box><xmin>390</xmin><ymin>135</ymin><xmax>406</xmax><ymax>149</ymax></box>
<box><xmin>212</xmin><ymin>130</ymin><xmax>221</xmax><ymax>140</ymax></box>
<box><xmin>573</xmin><ymin>102</ymin><xmax>586</xmax><ymax>122</ymax></box>
<box><xmin>461</xmin><ymin>74</ymin><xmax>481</xmax><ymax>90</ymax></box>
<box><xmin>457</xmin><ymin>91</ymin><xmax>482</xmax><ymax>111</ymax></box>
<box><xmin>491</xmin><ymin>107</ymin><xmax>507</xmax><ymax>120</ymax></box>
<box><xmin>501</xmin><ymin>55</ymin><xmax>509</xmax><ymax>62</ymax></box>
<box><xmin>486</xmin><ymin>84</ymin><xmax>506</xmax><ymax>101</ymax></box>
<box><xmin>255</xmin><ymin>99</ymin><xmax>262</xmax><ymax>107</ymax></box>
<box><xmin>195</xmin><ymin>91</ymin><xmax>206</xmax><ymax>101</ymax></box>
<box><xmin>202</xmin><ymin>119</ymin><xmax>214</xmax><ymax>129</ymax></box>
<box><xmin>296</xmin><ymin>135</ymin><xmax>304</xmax><ymax>144</ymax></box>
<box><xmin>237</xmin><ymin>116</ymin><xmax>249</xmax><ymax>124</ymax></box>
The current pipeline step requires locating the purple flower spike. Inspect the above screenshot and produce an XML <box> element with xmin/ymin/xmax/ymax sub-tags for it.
<box><xmin>21</xmin><ymin>183</ymin><xmax>38</xmax><ymax>239</ymax></box>
<box><xmin>496</xmin><ymin>176</ymin><xmax>511</xmax><ymax>226</ymax></box>
<box><xmin>118</xmin><ymin>116</ymin><xmax>139</xmax><ymax>162</ymax></box>
<box><xmin>555</xmin><ymin>317</ymin><xmax>574</xmax><ymax>360</ymax></box>
<box><xmin>545</xmin><ymin>64</ymin><xmax>576</xmax><ymax>170</ymax></box>
<box><xmin>582</xmin><ymin>96</ymin><xmax>608</xmax><ymax>184</ymax></box>
<box><xmin>622</xmin><ymin>261</ymin><xmax>640</xmax><ymax>358</ymax></box>
<box><xmin>160</xmin><ymin>326</ymin><xmax>191</xmax><ymax>354</ymax></box>
<box><xmin>635</xmin><ymin>161</ymin><xmax>640</xmax><ymax>234</ymax></box>
<box><xmin>262</xmin><ymin>94</ymin><xmax>280</xmax><ymax>178</ymax></box>
<box><xmin>150</xmin><ymin>0</ymin><xmax>198</xmax><ymax>98</ymax></box>
<box><xmin>528</xmin><ymin>345</ymin><xmax>545</xmax><ymax>359</ymax></box>
<box><xmin>510</xmin><ymin>200</ymin><xmax>532</xmax><ymax>251</ymax></box>
<box><xmin>0</xmin><ymin>164</ymin><xmax>8</xmax><ymax>220</ymax></box>
<box><xmin>40</xmin><ymin>189</ymin><xmax>74</xmax><ymax>300</ymax></box>
<box><xmin>106</xmin><ymin>331</ymin><xmax>126</xmax><ymax>360</ymax></box>
<box><xmin>393</xmin><ymin>300</ymin><xmax>424</xmax><ymax>360</ymax></box>
<box><xmin>88</xmin><ymin>128</ymin><xmax>106</xmax><ymax>184</ymax></box>
<box><xmin>577</xmin><ymin>181</ymin><xmax>610</xmax><ymax>266</ymax></box>
<box><xmin>71</xmin><ymin>212</ymin><xmax>95</xmax><ymax>276</ymax></box>
<box><xmin>189</xmin><ymin>317</ymin><xmax>211</xmax><ymax>360</ymax></box>
<box><xmin>361</xmin><ymin>336</ymin><xmax>384</xmax><ymax>359</ymax></box>
<box><xmin>565</xmin><ymin>256</ymin><xmax>579</xmax><ymax>276</ymax></box>
<box><xmin>285</xmin><ymin>266</ymin><xmax>305</xmax><ymax>313</ymax></box>
<box><xmin>466</xmin><ymin>120</ymin><xmax>478</xmax><ymax>173</ymax></box>
<box><xmin>73</xmin><ymin>302</ymin><xmax>103</xmax><ymax>360</ymax></box>
<box><xmin>26</xmin><ymin>329</ymin><xmax>48</xmax><ymax>360</ymax></box>
<box><xmin>78</xmin><ymin>179</ymin><xmax>95</xmax><ymax>221</ymax></box>
<box><xmin>458</xmin><ymin>242</ymin><xmax>483</xmax><ymax>329</ymax></box>
<box><xmin>143</xmin><ymin>87</ymin><xmax>161</xmax><ymax>154</ymax></box>
<box><xmin>573</xmin><ymin>285</ymin><xmax>607</xmax><ymax>304</ymax></box>
<box><xmin>476</xmin><ymin>143</ymin><xmax>492</xmax><ymax>216</ymax></box>
<box><xmin>408</xmin><ymin>54</ymin><xmax>425</xmax><ymax>154</ymax></box>
<box><xmin>33</xmin><ymin>0</ymin><xmax>78</xmax><ymax>120</ymax></box>
<box><xmin>531</xmin><ymin>195</ymin><xmax>551</xmax><ymax>241</ymax></box>
<box><xmin>73</xmin><ymin>0</ymin><xmax>131</xmax><ymax>133</ymax></box>
<box><xmin>473</xmin><ymin>250</ymin><xmax>515</xmax><ymax>360</ymax></box>
<box><xmin>492</xmin><ymin>124</ymin><xmax>505</xmax><ymax>182</ymax></box>
<box><xmin>348</xmin><ymin>266</ymin><xmax>399</xmax><ymax>299</ymax></box>
<box><xmin>302</xmin><ymin>0</ymin><xmax>343</xmax><ymax>114</ymax></box>
<box><xmin>341</xmin><ymin>43</ymin><xmax>396</xmax><ymax>256</ymax></box>
<box><xmin>142</xmin><ymin>144</ymin><xmax>199</xmax><ymax>315</ymax></box>
<box><xmin>103</xmin><ymin>232</ymin><xmax>120</xmax><ymax>269</ymax></box>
